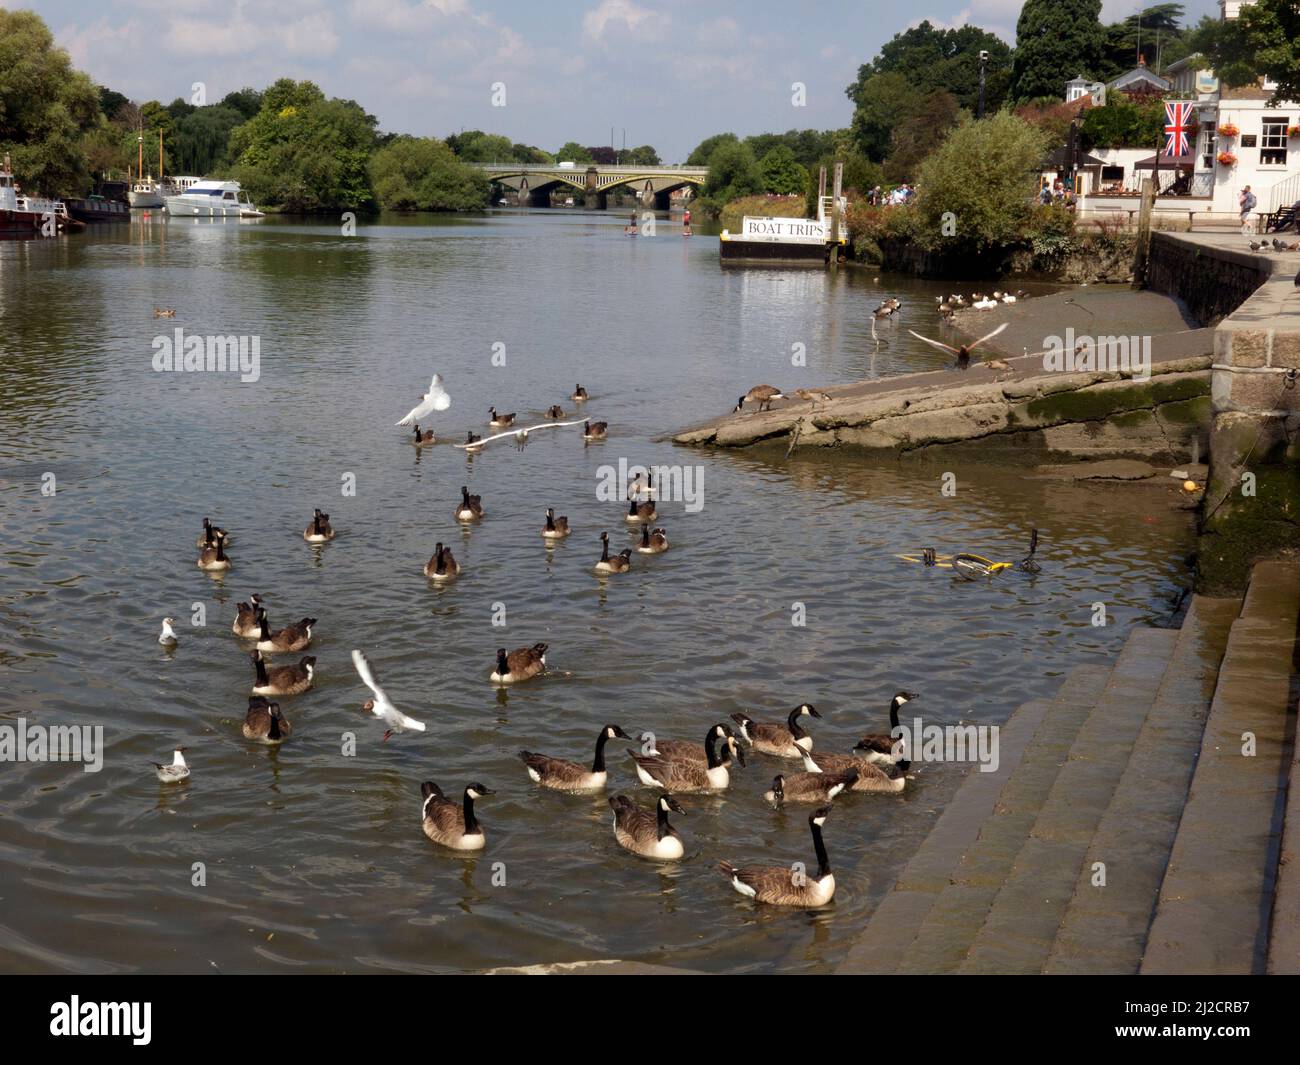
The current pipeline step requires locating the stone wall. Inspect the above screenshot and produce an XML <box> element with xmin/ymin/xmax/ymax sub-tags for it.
<box><xmin>1146</xmin><ymin>233</ymin><xmax>1271</xmax><ymax>326</ymax></box>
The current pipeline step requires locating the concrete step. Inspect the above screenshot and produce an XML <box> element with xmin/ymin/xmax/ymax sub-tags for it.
<box><xmin>1044</xmin><ymin>596</ymin><xmax>1241</xmax><ymax>974</ymax></box>
<box><xmin>1142</xmin><ymin>562</ymin><xmax>1300</xmax><ymax>974</ymax></box>
<box><xmin>891</xmin><ymin>665</ymin><xmax>1113</xmax><ymax>975</ymax></box>
<box><xmin>960</xmin><ymin>626</ymin><xmax>1180</xmax><ymax>974</ymax></box>
<box><xmin>838</xmin><ymin>665</ymin><xmax>1110</xmax><ymax>975</ymax></box>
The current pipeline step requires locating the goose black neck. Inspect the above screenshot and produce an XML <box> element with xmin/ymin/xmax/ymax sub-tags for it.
<box><xmin>600</xmin><ymin>538</ymin><xmax>610</xmax><ymax>562</ymax></box>
<box><xmin>496</xmin><ymin>651</ymin><xmax>509</xmax><ymax>676</ymax></box>
<box><xmin>811</xmin><ymin>822</ymin><xmax>831</xmax><ymax>878</ymax></box>
<box><xmin>656</xmin><ymin>801</ymin><xmax>673</xmax><ymax>841</ymax></box>
<box><xmin>545</xmin><ymin>511</ymin><xmax>555</xmax><ymax>530</ymax></box>
<box><xmin>257</xmin><ymin>613</ymin><xmax>271</xmax><ymax>639</ymax></box>
<box><xmin>889</xmin><ymin>698</ymin><xmax>901</xmax><ymax>731</ymax></box>
<box><xmin>314</xmin><ymin>514</ymin><xmax>323</xmax><ymax>534</ymax></box>
<box><xmin>268</xmin><ymin>710</ymin><xmax>282</xmax><ymax>741</ymax></box>
<box><xmin>705</xmin><ymin>731</ymin><xmax>723</xmax><ymax>769</ymax></box>
<box><xmin>254</xmin><ymin>656</ymin><xmax>268</xmax><ymax>685</ymax></box>
<box><xmin>215</xmin><ymin>539</ymin><xmax>227</xmax><ymax>560</ymax></box>
<box><xmin>462</xmin><ymin>791</ymin><xmax>479</xmax><ymax>834</ymax></box>
<box><xmin>640</xmin><ymin>525</ymin><xmax>650</xmax><ymax>546</ymax></box>
<box><xmin>788</xmin><ymin>708</ymin><xmax>808</xmax><ymax>739</ymax></box>
<box><xmin>627</xmin><ymin>498</ymin><xmax>637</xmax><ymax>515</ymax></box>
<box><xmin>592</xmin><ymin>731</ymin><xmax>610</xmax><ymax>772</ymax></box>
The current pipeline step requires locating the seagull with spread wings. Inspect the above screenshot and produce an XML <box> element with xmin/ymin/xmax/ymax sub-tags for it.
<box><xmin>351</xmin><ymin>649</ymin><xmax>427</xmax><ymax>741</ymax></box>
<box><xmin>908</xmin><ymin>322</ymin><xmax>1009</xmax><ymax>370</ymax></box>
<box><xmin>396</xmin><ymin>374</ymin><xmax>451</xmax><ymax>426</ymax></box>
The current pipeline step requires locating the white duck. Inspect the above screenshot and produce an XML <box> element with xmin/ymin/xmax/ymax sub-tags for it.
<box><xmin>351</xmin><ymin>649</ymin><xmax>427</xmax><ymax>742</ymax></box>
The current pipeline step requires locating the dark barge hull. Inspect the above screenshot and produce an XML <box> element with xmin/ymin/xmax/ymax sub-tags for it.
<box><xmin>720</xmin><ymin>238</ymin><xmax>832</xmax><ymax>266</ymax></box>
<box><xmin>66</xmin><ymin>198</ymin><xmax>131</xmax><ymax>224</ymax></box>
<box><xmin>0</xmin><ymin>209</ymin><xmax>82</xmax><ymax>238</ymax></box>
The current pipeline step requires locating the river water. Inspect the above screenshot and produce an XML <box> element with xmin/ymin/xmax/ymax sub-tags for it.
<box><xmin>0</xmin><ymin>208</ymin><xmax>1194</xmax><ymax>973</ymax></box>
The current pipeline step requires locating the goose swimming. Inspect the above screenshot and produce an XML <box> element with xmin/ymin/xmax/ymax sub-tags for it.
<box><xmin>609</xmin><ymin>793</ymin><xmax>686</xmax><ymax>860</ymax></box>
<box><xmin>424</xmin><ymin>542</ymin><xmax>459</xmax><ymax>581</ymax></box>
<box><xmin>719</xmin><ymin>807</ymin><xmax>837</xmax><ymax>907</ymax></box>
<box><xmin>254</xmin><ymin>609</ymin><xmax>315</xmax><ymax>653</ymax></box>
<box><xmin>636</xmin><ymin>525</ymin><xmax>668</xmax><ymax>554</ymax></box>
<box><xmin>629</xmin><ymin>726</ymin><xmax>743</xmax><ymax>793</ymax></box>
<box><xmin>303</xmin><ymin>509</ymin><xmax>334</xmax><ymax>543</ymax></box>
<box><xmin>594</xmin><ymin>531</ymin><xmax>631</xmax><ymax>574</ymax></box>
<box><xmin>764</xmin><ymin>768</ymin><xmax>858</xmax><ymax>806</ymax></box>
<box><xmin>490</xmin><ymin>643</ymin><xmax>548</xmax><ymax>684</ymax></box>
<box><xmin>242</xmin><ymin>697</ymin><xmax>291</xmax><ymax>744</ymax></box>
<box><xmin>454</xmin><ymin>485</ymin><xmax>483</xmax><ymax>522</ymax></box>
<box><xmin>541</xmin><ymin>508</ymin><xmax>570</xmax><ymax>540</ymax></box>
<box><xmin>250</xmin><ymin>650</ymin><xmax>315</xmax><ymax>696</ymax></box>
<box><xmin>851</xmin><ymin>692</ymin><xmax>917</xmax><ymax>764</ymax></box>
<box><xmin>420</xmin><ymin>781</ymin><xmax>492</xmax><ymax>851</ymax></box>
<box><xmin>232</xmin><ymin>595</ymin><xmax>264</xmax><ymax>637</ymax></box>
<box><xmin>731</xmin><ymin>703</ymin><xmax>820</xmax><ymax>759</ymax></box>
<box><xmin>519</xmin><ymin>724</ymin><xmax>631</xmax><ymax>792</ymax></box>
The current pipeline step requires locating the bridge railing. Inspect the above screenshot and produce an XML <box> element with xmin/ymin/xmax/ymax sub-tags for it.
<box><xmin>476</xmin><ymin>163</ymin><xmax>708</xmax><ymax>173</ymax></box>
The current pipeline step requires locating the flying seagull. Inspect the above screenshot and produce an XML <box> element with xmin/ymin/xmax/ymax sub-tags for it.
<box><xmin>396</xmin><ymin>374</ymin><xmax>451</xmax><ymax>427</ymax></box>
<box><xmin>452</xmin><ymin>419</ymin><xmax>587</xmax><ymax>449</ymax></box>
<box><xmin>351</xmin><ymin>649</ymin><xmax>427</xmax><ymax>741</ymax></box>
<box><xmin>908</xmin><ymin>322</ymin><xmax>1009</xmax><ymax>370</ymax></box>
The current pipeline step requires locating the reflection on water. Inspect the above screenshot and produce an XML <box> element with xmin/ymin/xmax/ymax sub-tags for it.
<box><xmin>0</xmin><ymin>211</ymin><xmax>1190</xmax><ymax>973</ymax></box>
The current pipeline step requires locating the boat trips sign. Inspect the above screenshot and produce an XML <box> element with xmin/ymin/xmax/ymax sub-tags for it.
<box><xmin>740</xmin><ymin>216</ymin><xmax>827</xmax><ymax>245</ymax></box>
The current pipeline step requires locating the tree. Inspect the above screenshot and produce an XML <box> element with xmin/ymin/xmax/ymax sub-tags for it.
<box><xmin>1080</xmin><ymin>97</ymin><xmax>1166</xmax><ymax>149</ymax></box>
<box><xmin>847</xmin><ymin>72</ymin><xmax>921</xmax><ymax>161</ymax></box>
<box><xmin>586</xmin><ymin>146</ymin><xmax>618</xmax><ymax>165</ymax></box>
<box><xmin>512</xmin><ymin>142</ymin><xmax>553</xmax><ymax>164</ymax></box>
<box><xmin>849</xmin><ymin>21</ymin><xmax>1013</xmax><ymax>114</ymax></box>
<box><xmin>758</xmin><ymin>145</ymin><xmax>806</xmax><ymax>194</ymax></box>
<box><xmin>1099</xmin><ymin>4</ymin><xmax>1187</xmax><ymax>80</ymax></box>
<box><xmin>220</xmin><ymin>88</ymin><xmax>263</xmax><ymax>121</ymax></box>
<box><xmin>1010</xmin><ymin>0</ymin><xmax>1106</xmax><ymax>103</ymax></box>
<box><xmin>804</xmin><ymin>153</ymin><xmax>883</xmax><ymax>215</ymax></box>
<box><xmin>171</xmin><ymin>105</ymin><xmax>246</xmax><ymax>174</ymax></box>
<box><xmin>686</xmin><ymin>132</ymin><xmax>737</xmax><ymax>166</ymax></box>
<box><xmin>914</xmin><ymin>112</ymin><xmax>1047</xmax><ymax>251</ymax></box>
<box><xmin>885</xmin><ymin>90</ymin><xmax>962</xmax><ymax>181</ymax></box>
<box><xmin>446</xmin><ymin>130</ymin><xmax>516</xmax><ymax>163</ymax></box>
<box><xmin>623</xmin><ymin>144</ymin><xmax>660</xmax><ymax>166</ymax></box>
<box><xmin>370</xmin><ymin>136</ymin><xmax>488</xmax><ymax>211</ymax></box>
<box><xmin>745</xmin><ymin>129</ymin><xmax>836</xmax><ymax>168</ymax></box>
<box><xmin>697</xmin><ymin>141</ymin><xmax>762</xmax><ymax>212</ymax></box>
<box><xmin>553</xmin><ymin>141</ymin><xmax>594</xmax><ymax>164</ymax></box>
<box><xmin>1190</xmin><ymin>0</ymin><xmax>1300</xmax><ymax>104</ymax></box>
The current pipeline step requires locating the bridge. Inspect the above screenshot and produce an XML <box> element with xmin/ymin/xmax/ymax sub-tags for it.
<box><xmin>477</xmin><ymin>164</ymin><xmax>708</xmax><ymax>209</ymax></box>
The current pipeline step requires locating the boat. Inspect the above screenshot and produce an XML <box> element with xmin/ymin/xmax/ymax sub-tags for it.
<box><xmin>65</xmin><ymin>194</ymin><xmax>131</xmax><ymax>224</ymax></box>
<box><xmin>128</xmin><ymin>130</ymin><xmax>169</xmax><ymax>208</ymax></box>
<box><xmin>719</xmin><ymin>193</ymin><xmax>848</xmax><ymax>267</ymax></box>
<box><xmin>165</xmin><ymin>180</ymin><xmax>263</xmax><ymax>218</ymax></box>
<box><xmin>0</xmin><ymin>154</ymin><xmax>80</xmax><ymax>238</ymax></box>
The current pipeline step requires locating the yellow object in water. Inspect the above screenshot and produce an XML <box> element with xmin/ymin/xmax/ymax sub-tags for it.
<box><xmin>1183</xmin><ymin>480</ymin><xmax>1198</xmax><ymax>492</ymax></box>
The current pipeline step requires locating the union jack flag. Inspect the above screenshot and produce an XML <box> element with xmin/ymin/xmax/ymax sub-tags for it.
<box><xmin>1164</xmin><ymin>101</ymin><xmax>1196</xmax><ymax>158</ymax></box>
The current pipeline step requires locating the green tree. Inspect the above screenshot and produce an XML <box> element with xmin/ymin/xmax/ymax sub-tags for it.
<box><xmin>1080</xmin><ymin>97</ymin><xmax>1166</xmax><ymax>149</ymax></box>
<box><xmin>446</xmin><ymin>130</ymin><xmax>517</xmax><ymax>162</ymax></box>
<box><xmin>220</xmin><ymin>88</ymin><xmax>263</xmax><ymax>120</ymax></box>
<box><xmin>623</xmin><ymin>144</ymin><xmax>661</xmax><ymax>165</ymax></box>
<box><xmin>1190</xmin><ymin>0</ymin><xmax>1300</xmax><ymax>103</ymax></box>
<box><xmin>849</xmin><ymin>21</ymin><xmax>1012</xmax><ymax>114</ymax></box>
<box><xmin>694</xmin><ymin>141</ymin><xmax>763</xmax><ymax>215</ymax></box>
<box><xmin>1099</xmin><ymin>4</ymin><xmax>1187</xmax><ymax>80</ymax></box>
<box><xmin>885</xmin><ymin>90</ymin><xmax>962</xmax><ymax>182</ymax></box>
<box><xmin>804</xmin><ymin>154</ymin><xmax>883</xmax><ymax>215</ymax></box>
<box><xmin>745</xmin><ymin>129</ymin><xmax>836</xmax><ymax>168</ymax></box>
<box><xmin>914</xmin><ymin>112</ymin><xmax>1047</xmax><ymax>250</ymax></box>
<box><xmin>171</xmin><ymin>105</ymin><xmax>246</xmax><ymax>174</ymax></box>
<box><xmin>553</xmin><ymin>141</ymin><xmax>594</xmax><ymax>164</ymax></box>
<box><xmin>758</xmin><ymin>145</ymin><xmax>806</xmax><ymax>194</ymax></box>
<box><xmin>370</xmin><ymin>136</ymin><xmax>488</xmax><ymax>211</ymax></box>
<box><xmin>1011</xmin><ymin>0</ymin><xmax>1106</xmax><ymax>103</ymax></box>
<box><xmin>512</xmin><ymin>142</ymin><xmax>553</xmax><ymax>163</ymax></box>
<box><xmin>847</xmin><ymin>72</ymin><xmax>921</xmax><ymax>161</ymax></box>
<box><xmin>686</xmin><ymin>132</ymin><xmax>738</xmax><ymax>166</ymax></box>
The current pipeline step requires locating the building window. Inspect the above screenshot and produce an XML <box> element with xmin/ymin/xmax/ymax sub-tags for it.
<box><xmin>1199</xmin><ymin>122</ymin><xmax>1216</xmax><ymax>170</ymax></box>
<box><xmin>1261</xmin><ymin>118</ymin><xmax>1288</xmax><ymax>165</ymax></box>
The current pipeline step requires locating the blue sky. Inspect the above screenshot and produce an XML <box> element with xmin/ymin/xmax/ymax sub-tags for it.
<box><xmin>36</xmin><ymin>0</ymin><xmax>1220</xmax><ymax>161</ymax></box>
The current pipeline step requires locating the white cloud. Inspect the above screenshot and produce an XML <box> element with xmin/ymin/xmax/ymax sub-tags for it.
<box><xmin>583</xmin><ymin>0</ymin><xmax>659</xmax><ymax>42</ymax></box>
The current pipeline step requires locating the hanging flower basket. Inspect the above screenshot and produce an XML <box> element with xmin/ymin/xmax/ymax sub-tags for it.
<box><xmin>1217</xmin><ymin>123</ymin><xmax>1239</xmax><ymax>137</ymax></box>
<box><xmin>1288</xmin><ymin>125</ymin><xmax>1300</xmax><ymax>137</ymax></box>
<box><xmin>1217</xmin><ymin>150</ymin><xmax>1238</xmax><ymax>166</ymax></box>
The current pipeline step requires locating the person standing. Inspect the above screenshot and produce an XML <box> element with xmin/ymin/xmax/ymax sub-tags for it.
<box><xmin>1240</xmin><ymin>185</ymin><xmax>1257</xmax><ymax>233</ymax></box>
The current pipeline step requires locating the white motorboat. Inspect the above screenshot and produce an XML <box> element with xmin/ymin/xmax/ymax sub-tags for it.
<box><xmin>165</xmin><ymin>180</ymin><xmax>263</xmax><ymax>218</ymax></box>
<box><xmin>128</xmin><ymin>179</ymin><xmax>165</xmax><ymax>208</ymax></box>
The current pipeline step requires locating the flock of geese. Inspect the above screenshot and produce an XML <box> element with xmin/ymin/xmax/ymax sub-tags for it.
<box><xmin>157</xmin><ymin>374</ymin><xmax>925</xmax><ymax>909</ymax></box>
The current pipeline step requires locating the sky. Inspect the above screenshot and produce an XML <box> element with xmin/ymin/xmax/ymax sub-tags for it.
<box><xmin>35</xmin><ymin>0</ymin><xmax>1222</xmax><ymax>162</ymax></box>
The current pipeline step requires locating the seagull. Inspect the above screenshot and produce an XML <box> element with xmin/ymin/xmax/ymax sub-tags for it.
<box><xmin>351</xmin><ymin>649</ymin><xmax>426</xmax><ymax>742</ymax></box>
<box><xmin>158</xmin><ymin>617</ymin><xmax>179</xmax><ymax>646</ymax></box>
<box><xmin>153</xmin><ymin>748</ymin><xmax>189</xmax><ymax>783</ymax></box>
<box><xmin>909</xmin><ymin>322</ymin><xmax>1009</xmax><ymax>370</ymax></box>
<box><xmin>396</xmin><ymin>374</ymin><xmax>451</xmax><ymax>427</ymax></box>
<box><xmin>452</xmin><ymin>419</ymin><xmax>586</xmax><ymax>449</ymax></box>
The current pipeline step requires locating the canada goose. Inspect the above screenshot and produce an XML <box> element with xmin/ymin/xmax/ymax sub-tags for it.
<box><xmin>196</xmin><ymin>518</ymin><xmax>231</xmax><ymax>548</ymax></box>
<box><xmin>625</xmin><ymin>494</ymin><xmax>656</xmax><ymax>524</ymax></box>
<box><xmin>464</xmin><ymin>431</ymin><xmax>484</xmax><ymax>452</ymax></box>
<box><xmin>638</xmin><ymin>722</ymin><xmax>727</xmax><ymax>765</ymax></box>
<box><xmin>250</xmin><ymin>650</ymin><xmax>315</xmax><ymax>696</ymax></box>
<box><xmin>734</xmin><ymin>384</ymin><xmax>784</xmax><ymax>413</ymax></box>
<box><xmin>795</xmin><ymin>746</ymin><xmax>906</xmax><ymax>793</ymax></box>
<box><xmin>1018</xmin><ymin>527</ymin><xmax>1042</xmax><ymax>573</ymax></box>
<box><xmin>242</xmin><ymin>696</ymin><xmax>291</xmax><ymax>744</ymax></box>
<box><xmin>731</xmin><ymin>703</ymin><xmax>821</xmax><ymax>759</ymax></box>
<box><xmin>420</xmin><ymin>781</ymin><xmax>492</xmax><ymax>851</ymax></box>
<box><xmin>594</xmin><ymin>531</ymin><xmax>632</xmax><ymax>574</ymax></box>
<box><xmin>909</xmin><ymin>322</ymin><xmax>1008</xmax><ymax>371</ymax></box>
<box><xmin>351</xmin><ymin>649</ymin><xmax>426</xmax><ymax>740</ymax></box>
<box><xmin>637</xmin><ymin>524</ymin><xmax>668</xmax><ymax>554</ymax></box>
<box><xmin>396</xmin><ymin>373</ymin><xmax>451</xmax><ymax>427</ymax></box>
<box><xmin>872</xmin><ymin>304</ymin><xmax>893</xmax><ymax>320</ymax></box>
<box><xmin>546</xmin><ymin>405</ymin><xmax>565</xmax><ymax>419</ymax></box>
<box><xmin>491</xmin><ymin>643</ymin><xmax>548</xmax><ymax>684</ymax></box>
<box><xmin>764</xmin><ymin>768</ymin><xmax>858</xmax><ymax>806</ymax></box>
<box><xmin>153</xmin><ymin>307</ymin><xmax>176</xmax><ymax>318</ymax></box>
<box><xmin>719</xmin><ymin>807</ymin><xmax>836</xmax><ymax>907</ymax></box>
<box><xmin>411</xmin><ymin>424</ymin><xmax>435</xmax><ymax>446</ymax></box>
<box><xmin>582</xmin><ymin>420</ymin><xmax>608</xmax><ymax>440</ymax></box>
<box><xmin>520</xmin><ymin>724</ymin><xmax>631</xmax><ymax>792</ymax></box>
<box><xmin>541</xmin><ymin>508</ymin><xmax>570</xmax><ymax>540</ymax></box>
<box><xmin>609</xmin><ymin>793</ymin><xmax>686</xmax><ymax>860</ymax></box>
<box><xmin>152</xmin><ymin>747</ymin><xmax>189</xmax><ymax>783</ymax></box>
<box><xmin>303</xmin><ymin>508</ymin><xmax>334</xmax><ymax>543</ymax></box>
<box><xmin>489</xmin><ymin>407</ymin><xmax>516</xmax><ymax>428</ymax></box>
<box><xmin>254</xmin><ymin>609</ymin><xmax>315</xmax><ymax>653</ymax></box>
<box><xmin>424</xmin><ymin>542</ymin><xmax>460</xmax><ymax>581</ymax></box>
<box><xmin>572</xmin><ymin>384</ymin><xmax>588</xmax><ymax>402</ymax></box>
<box><xmin>158</xmin><ymin>617</ymin><xmax>179</xmax><ymax>646</ymax></box>
<box><xmin>232</xmin><ymin>595</ymin><xmax>264</xmax><ymax>637</ymax></box>
<box><xmin>197</xmin><ymin>529</ymin><xmax>231</xmax><ymax>571</ymax></box>
<box><xmin>628</xmin><ymin>726</ymin><xmax>743</xmax><ymax>793</ymax></box>
<box><xmin>852</xmin><ymin>691</ymin><xmax>918</xmax><ymax>764</ymax></box>
<box><xmin>454</xmin><ymin>485</ymin><xmax>483</xmax><ymax>522</ymax></box>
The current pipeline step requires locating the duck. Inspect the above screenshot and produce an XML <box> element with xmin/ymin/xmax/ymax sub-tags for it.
<box><xmin>491</xmin><ymin>643</ymin><xmax>548</xmax><ymax>684</ymax></box>
<box><xmin>152</xmin><ymin>747</ymin><xmax>190</xmax><ymax>783</ymax></box>
<box><xmin>454</xmin><ymin>485</ymin><xmax>484</xmax><ymax>522</ymax></box>
<box><xmin>196</xmin><ymin>518</ymin><xmax>231</xmax><ymax>549</ymax></box>
<box><xmin>464</xmin><ymin>431</ymin><xmax>484</xmax><ymax>452</ymax></box>
<box><xmin>541</xmin><ymin>508</ymin><xmax>570</xmax><ymax>540</ymax></box>
<box><xmin>764</xmin><ymin>768</ymin><xmax>858</xmax><ymax>806</ymax></box>
<box><xmin>636</xmin><ymin>525</ymin><xmax>668</xmax><ymax>554</ymax></box>
<box><xmin>719</xmin><ymin>807</ymin><xmax>836</xmax><ymax>907</ymax></box>
<box><xmin>352</xmin><ymin>649</ymin><xmax>426</xmax><ymax>740</ymax></box>
<box><xmin>582</xmin><ymin>419</ymin><xmax>608</xmax><ymax>440</ymax></box>
<box><xmin>424</xmin><ymin>542</ymin><xmax>459</xmax><ymax>581</ymax></box>
<box><xmin>250</xmin><ymin>650</ymin><xmax>315</xmax><ymax>696</ymax></box>
<box><xmin>520</xmin><ymin>724</ymin><xmax>631</xmax><ymax>792</ymax></box>
<box><xmin>628</xmin><ymin>726</ymin><xmax>743</xmax><ymax>793</ymax></box>
<box><xmin>609</xmin><ymin>793</ymin><xmax>686</xmax><ymax>860</ymax></box>
<box><xmin>152</xmin><ymin>307</ymin><xmax>176</xmax><ymax>318</ymax></box>
<box><xmin>851</xmin><ymin>691</ymin><xmax>917</xmax><ymax>764</ymax></box>
<box><xmin>254</xmin><ymin>609</ymin><xmax>315</xmax><ymax>653</ymax></box>
<box><xmin>571</xmin><ymin>384</ymin><xmax>589</xmax><ymax>402</ymax></box>
<box><xmin>545</xmin><ymin>404</ymin><xmax>565</xmax><ymax>419</ymax></box>
<box><xmin>731</xmin><ymin>703</ymin><xmax>820</xmax><ymax>759</ymax></box>
<box><xmin>594</xmin><ymin>531</ymin><xmax>632</xmax><ymax>574</ymax></box>
<box><xmin>158</xmin><ymin>617</ymin><xmax>179</xmax><ymax>646</ymax></box>
<box><xmin>231</xmin><ymin>595</ymin><xmax>264</xmax><ymax>637</ymax></box>
<box><xmin>794</xmin><ymin>746</ymin><xmax>906</xmax><ymax>793</ymax></box>
<box><xmin>411</xmin><ymin>424</ymin><xmax>435</xmax><ymax>446</ymax></box>
<box><xmin>197</xmin><ymin>529</ymin><xmax>231</xmax><ymax>571</ymax></box>
<box><xmin>488</xmin><ymin>406</ymin><xmax>516</xmax><ymax>428</ymax></box>
<box><xmin>625</xmin><ymin>493</ymin><xmax>656</xmax><ymax>524</ymax></box>
<box><xmin>420</xmin><ymin>781</ymin><xmax>492</xmax><ymax>851</ymax></box>
<box><xmin>734</xmin><ymin>384</ymin><xmax>784</xmax><ymax>412</ymax></box>
<box><xmin>242</xmin><ymin>697</ymin><xmax>291</xmax><ymax>744</ymax></box>
<box><xmin>303</xmin><ymin>508</ymin><xmax>334</xmax><ymax>543</ymax></box>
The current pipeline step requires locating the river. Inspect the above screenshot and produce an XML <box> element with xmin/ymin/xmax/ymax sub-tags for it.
<box><xmin>0</xmin><ymin>208</ymin><xmax>1194</xmax><ymax>973</ymax></box>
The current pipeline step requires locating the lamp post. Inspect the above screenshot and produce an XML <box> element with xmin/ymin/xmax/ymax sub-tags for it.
<box><xmin>978</xmin><ymin>50</ymin><xmax>988</xmax><ymax>119</ymax></box>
